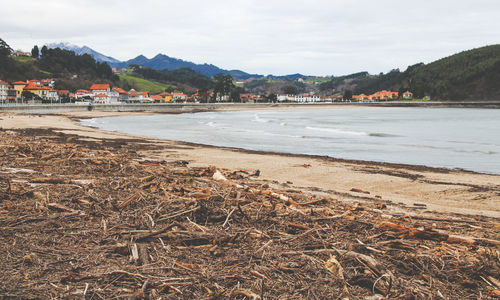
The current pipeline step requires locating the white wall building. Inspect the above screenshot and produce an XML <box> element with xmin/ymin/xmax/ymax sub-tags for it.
<box><xmin>0</xmin><ymin>80</ymin><xmax>8</xmax><ymax>103</ymax></box>
<box><xmin>277</xmin><ymin>93</ymin><xmax>321</xmax><ymax>103</ymax></box>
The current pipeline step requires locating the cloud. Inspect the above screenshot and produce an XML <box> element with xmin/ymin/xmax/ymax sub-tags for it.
<box><xmin>2</xmin><ymin>0</ymin><xmax>499</xmax><ymax>75</ymax></box>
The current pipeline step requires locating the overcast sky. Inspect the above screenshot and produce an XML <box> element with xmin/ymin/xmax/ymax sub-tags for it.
<box><xmin>2</xmin><ymin>0</ymin><xmax>499</xmax><ymax>76</ymax></box>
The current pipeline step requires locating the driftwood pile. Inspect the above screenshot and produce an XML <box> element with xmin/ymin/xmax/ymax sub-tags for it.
<box><xmin>0</xmin><ymin>128</ymin><xmax>499</xmax><ymax>299</ymax></box>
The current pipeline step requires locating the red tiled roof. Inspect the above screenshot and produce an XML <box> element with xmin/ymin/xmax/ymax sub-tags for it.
<box><xmin>90</xmin><ymin>84</ymin><xmax>110</xmax><ymax>90</ymax></box>
<box><xmin>13</xmin><ymin>81</ymin><xmax>27</xmax><ymax>85</ymax></box>
<box><xmin>128</xmin><ymin>89</ymin><xmax>138</xmax><ymax>97</ymax></box>
<box><xmin>24</xmin><ymin>82</ymin><xmax>46</xmax><ymax>90</ymax></box>
<box><xmin>94</xmin><ymin>94</ymin><xmax>108</xmax><ymax>98</ymax></box>
<box><xmin>0</xmin><ymin>80</ymin><xmax>8</xmax><ymax>85</ymax></box>
<box><xmin>76</xmin><ymin>89</ymin><xmax>90</xmax><ymax>93</ymax></box>
<box><xmin>112</xmin><ymin>87</ymin><xmax>128</xmax><ymax>94</ymax></box>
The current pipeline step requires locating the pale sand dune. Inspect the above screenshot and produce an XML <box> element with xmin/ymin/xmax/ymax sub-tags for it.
<box><xmin>1</xmin><ymin>110</ymin><xmax>499</xmax><ymax>218</ymax></box>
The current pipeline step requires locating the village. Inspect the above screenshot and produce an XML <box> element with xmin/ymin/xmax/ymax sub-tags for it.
<box><xmin>0</xmin><ymin>77</ymin><xmax>414</xmax><ymax>105</ymax></box>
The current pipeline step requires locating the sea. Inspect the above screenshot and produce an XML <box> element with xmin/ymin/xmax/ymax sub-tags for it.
<box><xmin>82</xmin><ymin>107</ymin><xmax>500</xmax><ymax>175</ymax></box>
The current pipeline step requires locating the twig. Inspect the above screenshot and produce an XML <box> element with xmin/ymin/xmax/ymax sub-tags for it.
<box><xmin>223</xmin><ymin>208</ymin><xmax>236</xmax><ymax>228</ymax></box>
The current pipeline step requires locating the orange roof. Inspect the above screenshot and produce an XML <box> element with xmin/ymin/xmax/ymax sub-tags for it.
<box><xmin>90</xmin><ymin>84</ymin><xmax>110</xmax><ymax>90</ymax></box>
<box><xmin>24</xmin><ymin>82</ymin><xmax>46</xmax><ymax>90</ymax></box>
<box><xmin>13</xmin><ymin>81</ymin><xmax>27</xmax><ymax>85</ymax></box>
<box><xmin>112</xmin><ymin>87</ymin><xmax>128</xmax><ymax>94</ymax></box>
<box><xmin>0</xmin><ymin>80</ymin><xmax>8</xmax><ymax>85</ymax></box>
<box><xmin>94</xmin><ymin>94</ymin><xmax>108</xmax><ymax>98</ymax></box>
<box><xmin>128</xmin><ymin>89</ymin><xmax>138</xmax><ymax>97</ymax></box>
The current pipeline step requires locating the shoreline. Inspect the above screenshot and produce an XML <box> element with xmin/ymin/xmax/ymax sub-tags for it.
<box><xmin>1</xmin><ymin>109</ymin><xmax>499</xmax><ymax>218</ymax></box>
<box><xmin>1</xmin><ymin>100</ymin><xmax>500</xmax><ymax>114</ymax></box>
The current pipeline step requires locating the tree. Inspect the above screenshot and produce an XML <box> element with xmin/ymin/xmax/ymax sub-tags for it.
<box><xmin>343</xmin><ymin>90</ymin><xmax>353</xmax><ymax>100</ymax></box>
<box><xmin>31</xmin><ymin>45</ymin><xmax>39</xmax><ymax>58</ymax></box>
<box><xmin>41</xmin><ymin>45</ymin><xmax>48</xmax><ymax>57</ymax></box>
<box><xmin>197</xmin><ymin>88</ymin><xmax>210</xmax><ymax>103</ymax></box>
<box><xmin>267</xmin><ymin>93</ymin><xmax>277</xmax><ymax>103</ymax></box>
<box><xmin>282</xmin><ymin>85</ymin><xmax>297</xmax><ymax>95</ymax></box>
<box><xmin>22</xmin><ymin>91</ymin><xmax>40</xmax><ymax>101</ymax></box>
<box><xmin>212</xmin><ymin>73</ymin><xmax>234</xmax><ymax>102</ymax></box>
<box><xmin>230</xmin><ymin>89</ymin><xmax>241</xmax><ymax>102</ymax></box>
<box><xmin>0</xmin><ymin>38</ymin><xmax>13</xmax><ymax>58</ymax></box>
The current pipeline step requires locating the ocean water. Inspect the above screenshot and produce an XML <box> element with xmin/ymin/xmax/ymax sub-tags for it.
<box><xmin>82</xmin><ymin>107</ymin><xmax>500</xmax><ymax>174</ymax></box>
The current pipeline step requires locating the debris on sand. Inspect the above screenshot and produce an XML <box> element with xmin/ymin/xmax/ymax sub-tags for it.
<box><xmin>0</xmin><ymin>129</ymin><xmax>499</xmax><ymax>299</ymax></box>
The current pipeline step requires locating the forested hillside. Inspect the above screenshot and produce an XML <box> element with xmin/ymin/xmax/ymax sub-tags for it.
<box><xmin>0</xmin><ymin>39</ymin><xmax>119</xmax><ymax>91</ymax></box>
<box><xmin>129</xmin><ymin>66</ymin><xmax>214</xmax><ymax>92</ymax></box>
<box><xmin>0</xmin><ymin>38</ymin><xmax>214</xmax><ymax>93</ymax></box>
<box><xmin>320</xmin><ymin>45</ymin><xmax>500</xmax><ymax>100</ymax></box>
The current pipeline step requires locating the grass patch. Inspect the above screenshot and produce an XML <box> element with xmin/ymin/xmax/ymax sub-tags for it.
<box><xmin>119</xmin><ymin>75</ymin><xmax>177</xmax><ymax>93</ymax></box>
<box><xmin>13</xmin><ymin>56</ymin><xmax>36</xmax><ymax>63</ymax></box>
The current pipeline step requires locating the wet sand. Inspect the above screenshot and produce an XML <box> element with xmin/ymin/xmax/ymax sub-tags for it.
<box><xmin>1</xmin><ymin>109</ymin><xmax>499</xmax><ymax>218</ymax></box>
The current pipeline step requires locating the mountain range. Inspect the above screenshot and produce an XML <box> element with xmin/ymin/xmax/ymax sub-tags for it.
<box><xmin>46</xmin><ymin>43</ymin><xmax>268</xmax><ymax>80</ymax></box>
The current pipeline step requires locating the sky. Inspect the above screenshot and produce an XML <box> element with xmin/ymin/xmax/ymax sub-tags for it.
<box><xmin>2</xmin><ymin>0</ymin><xmax>499</xmax><ymax>76</ymax></box>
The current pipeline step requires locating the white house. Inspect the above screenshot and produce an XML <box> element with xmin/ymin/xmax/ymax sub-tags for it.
<box><xmin>47</xmin><ymin>90</ymin><xmax>59</xmax><ymax>103</ymax></box>
<box><xmin>277</xmin><ymin>93</ymin><xmax>321</xmax><ymax>103</ymax></box>
<box><xmin>108</xmin><ymin>89</ymin><xmax>119</xmax><ymax>103</ymax></box>
<box><xmin>93</xmin><ymin>94</ymin><xmax>109</xmax><ymax>104</ymax></box>
<box><xmin>0</xmin><ymin>80</ymin><xmax>8</xmax><ymax>103</ymax></box>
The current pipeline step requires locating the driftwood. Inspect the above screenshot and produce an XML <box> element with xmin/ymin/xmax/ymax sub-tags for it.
<box><xmin>0</xmin><ymin>129</ymin><xmax>498</xmax><ymax>299</ymax></box>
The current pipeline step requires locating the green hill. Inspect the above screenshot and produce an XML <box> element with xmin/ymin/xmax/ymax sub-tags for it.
<box><xmin>119</xmin><ymin>75</ymin><xmax>177</xmax><ymax>93</ymax></box>
<box><xmin>320</xmin><ymin>45</ymin><xmax>500</xmax><ymax>100</ymax></box>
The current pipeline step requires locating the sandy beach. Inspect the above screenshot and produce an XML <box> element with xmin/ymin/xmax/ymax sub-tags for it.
<box><xmin>1</xmin><ymin>108</ymin><xmax>498</xmax><ymax>218</ymax></box>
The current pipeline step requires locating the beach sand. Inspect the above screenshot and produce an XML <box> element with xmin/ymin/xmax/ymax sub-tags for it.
<box><xmin>1</xmin><ymin>109</ymin><xmax>499</xmax><ymax>218</ymax></box>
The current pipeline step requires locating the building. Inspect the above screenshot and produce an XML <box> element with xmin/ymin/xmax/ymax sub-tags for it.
<box><xmin>277</xmin><ymin>93</ymin><xmax>320</xmax><ymax>103</ymax></box>
<box><xmin>13</xmin><ymin>81</ymin><xmax>28</xmax><ymax>100</ymax></box>
<box><xmin>47</xmin><ymin>90</ymin><xmax>59</xmax><ymax>103</ymax></box>
<box><xmin>23</xmin><ymin>82</ymin><xmax>50</xmax><ymax>99</ymax></box>
<box><xmin>7</xmin><ymin>88</ymin><xmax>17</xmax><ymax>103</ymax></box>
<box><xmin>0</xmin><ymin>80</ymin><xmax>8</xmax><ymax>103</ymax></box>
<box><xmin>127</xmin><ymin>89</ymin><xmax>151</xmax><ymax>102</ymax></box>
<box><xmin>90</xmin><ymin>84</ymin><xmax>110</xmax><ymax>96</ymax></box>
<box><xmin>14</xmin><ymin>51</ymin><xmax>30</xmax><ymax>57</ymax></box>
<box><xmin>93</xmin><ymin>94</ymin><xmax>109</xmax><ymax>104</ymax></box>
<box><xmin>57</xmin><ymin>90</ymin><xmax>70</xmax><ymax>98</ymax></box>
<box><xmin>353</xmin><ymin>90</ymin><xmax>399</xmax><ymax>102</ymax></box>
<box><xmin>157</xmin><ymin>92</ymin><xmax>173</xmax><ymax>102</ymax></box>
<box><xmin>277</xmin><ymin>94</ymin><xmax>295</xmax><ymax>102</ymax></box>
<box><xmin>150</xmin><ymin>95</ymin><xmax>163</xmax><ymax>102</ymax></box>
<box><xmin>172</xmin><ymin>92</ymin><xmax>188</xmax><ymax>102</ymax></box>
<box><xmin>112</xmin><ymin>87</ymin><xmax>129</xmax><ymax>102</ymax></box>
<box><xmin>75</xmin><ymin>89</ymin><xmax>92</xmax><ymax>100</ymax></box>
<box><xmin>41</xmin><ymin>79</ymin><xmax>55</xmax><ymax>89</ymax></box>
<box><xmin>108</xmin><ymin>89</ymin><xmax>119</xmax><ymax>103</ymax></box>
<box><xmin>403</xmin><ymin>91</ymin><xmax>413</xmax><ymax>100</ymax></box>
